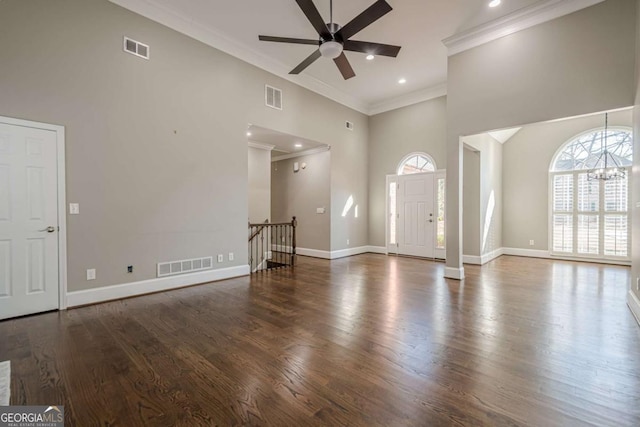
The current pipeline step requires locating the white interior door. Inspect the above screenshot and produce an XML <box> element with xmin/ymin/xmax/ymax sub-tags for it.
<box><xmin>0</xmin><ymin>122</ymin><xmax>59</xmax><ymax>319</ymax></box>
<box><xmin>397</xmin><ymin>173</ymin><xmax>434</xmax><ymax>258</ymax></box>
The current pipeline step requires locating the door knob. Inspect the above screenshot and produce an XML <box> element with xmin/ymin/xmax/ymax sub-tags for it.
<box><xmin>39</xmin><ymin>226</ymin><xmax>55</xmax><ymax>233</ymax></box>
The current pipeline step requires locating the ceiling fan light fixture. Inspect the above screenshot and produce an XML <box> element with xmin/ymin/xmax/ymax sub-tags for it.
<box><xmin>319</xmin><ymin>40</ymin><xmax>344</xmax><ymax>59</ymax></box>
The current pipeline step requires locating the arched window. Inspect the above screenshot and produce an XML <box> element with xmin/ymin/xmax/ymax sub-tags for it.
<box><xmin>397</xmin><ymin>153</ymin><xmax>436</xmax><ymax>175</ymax></box>
<box><xmin>550</xmin><ymin>127</ymin><xmax>632</xmax><ymax>259</ymax></box>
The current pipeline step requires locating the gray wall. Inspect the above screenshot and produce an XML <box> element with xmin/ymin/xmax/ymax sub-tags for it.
<box><xmin>632</xmin><ymin>0</ymin><xmax>640</xmax><ymax>300</ymax></box>
<box><xmin>446</xmin><ymin>0</ymin><xmax>637</xmax><ymax>271</ymax></box>
<box><xmin>368</xmin><ymin>97</ymin><xmax>447</xmax><ymax>247</ymax></box>
<box><xmin>271</xmin><ymin>152</ymin><xmax>331</xmax><ymax>251</ymax></box>
<box><xmin>503</xmin><ymin>110</ymin><xmax>632</xmax><ymax>251</ymax></box>
<box><xmin>0</xmin><ymin>0</ymin><xmax>367</xmax><ymax>291</ymax></box>
<box><xmin>248</xmin><ymin>146</ymin><xmax>271</xmax><ymax>223</ymax></box>
<box><xmin>462</xmin><ymin>134</ymin><xmax>503</xmax><ymax>256</ymax></box>
<box><xmin>463</xmin><ymin>148</ymin><xmax>481</xmax><ymax>256</ymax></box>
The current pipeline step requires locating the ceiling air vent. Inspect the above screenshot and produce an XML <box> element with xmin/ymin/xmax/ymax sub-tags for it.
<box><xmin>346</xmin><ymin>121</ymin><xmax>354</xmax><ymax>131</ymax></box>
<box><xmin>123</xmin><ymin>36</ymin><xmax>150</xmax><ymax>60</ymax></box>
<box><xmin>265</xmin><ymin>85</ymin><xmax>283</xmax><ymax>110</ymax></box>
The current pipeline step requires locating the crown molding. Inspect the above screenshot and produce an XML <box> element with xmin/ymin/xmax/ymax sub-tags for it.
<box><xmin>109</xmin><ymin>0</ymin><xmax>369</xmax><ymax>114</ymax></box>
<box><xmin>248</xmin><ymin>141</ymin><xmax>275</xmax><ymax>151</ymax></box>
<box><xmin>442</xmin><ymin>0</ymin><xmax>605</xmax><ymax>56</ymax></box>
<box><xmin>369</xmin><ymin>83</ymin><xmax>447</xmax><ymax>116</ymax></box>
<box><xmin>272</xmin><ymin>145</ymin><xmax>330</xmax><ymax>162</ymax></box>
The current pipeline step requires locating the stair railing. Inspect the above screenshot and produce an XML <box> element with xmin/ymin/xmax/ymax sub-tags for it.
<box><xmin>248</xmin><ymin>216</ymin><xmax>296</xmax><ymax>272</ymax></box>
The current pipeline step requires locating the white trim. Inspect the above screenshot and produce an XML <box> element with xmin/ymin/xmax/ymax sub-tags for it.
<box><xmin>442</xmin><ymin>0</ymin><xmax>605</xmax><ymax>56</ymax></box>
<box><xmin>369</xmin><ymin>84</ymin><xmax>447</xmax><ymax>116</ymax></box>
<box><xmin>462</xmin><ymin>255</ymin><xmax>482</xmax><ymax>265</ymax></box>
<box><xmin>296</xmin><ymin>246</ymin><xmax>387</xmax><ymax>259</ymax></box>
<box><xmin>502</xmin><ymin>247</ymin><xmax>550</xmax><ymax>259</ymax></box>
<box><xmin>272</xmin><ymin>145</ymin><xmax>330</xmax><ymax>162</ymax></box>
<box><xmin>296</xmin><ymin>247</ymin><xmax>332</xmax><ymax>259</ymax></box>
<box><xmin>248</xmin><ymin>141</ymin><xmax>275</xmax><ymax>151</ymax></box>
<box><xmin>108</xmin><ymin>0</ymin><xmax>369</xmax><ymax>114</ymax></box>
<box><xmin>396</xmin><ymin>152</ymin><xmax>437</xmax><ymax>175</ymax></box>
<box><xmin>67</xmin><ymin>265</ymin><xmax>249</xmax><ymax>307</ymax></box>
<box><xmin>627</xmin><ymin>291</ymin><xmax>640</xmax><ymax>327</ymax></box>
<box><xmin>366</xmin><ymin>246</ymin><xmax>387</xmax><ymax>255</ymax></box>
<box><xmin>463</xmin><ymin>248</ymin><xmax>504</xmax><ymax>265</ymax></box>
<box><xmin>0</xmin><ymin>360</ymin><xmax>9</xmax><ymax>406</ymax></box>
<box><xmin>502</xmin><ymin>247</ymin><xmax>631</xmax><ymax>265</ymax></box>
<box><xmin>444</xmin><ymin>266</ymin><xmax>465</xmax><ymax>280</ymax></box>
<box><xmin>0</xmin><ymin>116</ymin><xmax>68</xmax><ymax>310</ymax></box>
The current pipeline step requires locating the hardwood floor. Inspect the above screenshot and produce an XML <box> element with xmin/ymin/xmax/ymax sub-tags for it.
<box><xmin>1</xmin><ymin>254</ymin><xmax>640</xmax><ymax>426</ymax></box>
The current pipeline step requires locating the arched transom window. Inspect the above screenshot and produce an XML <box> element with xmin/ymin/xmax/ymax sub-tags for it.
<box><xmin>550</xmin><ymin>127</ymin><xmax>633</xmax><ymax>259</ymax></box>
<box><xmin>397</xmin><ymin>153</ymin><xmax>436</xmax><ymax>175</ymax></box>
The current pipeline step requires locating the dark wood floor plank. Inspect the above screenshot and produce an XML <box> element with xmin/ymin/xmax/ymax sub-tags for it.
<box><xmin>2</xmin><ymin>254</ymin><xmax>640</xmax><ymax>425</ymax></box>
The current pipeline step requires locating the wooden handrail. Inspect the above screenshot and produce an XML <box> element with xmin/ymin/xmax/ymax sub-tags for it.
<box><xmin>248</xmin><ymin>219</ymin><xmax>269</xmax><ymax>242</ymax></box>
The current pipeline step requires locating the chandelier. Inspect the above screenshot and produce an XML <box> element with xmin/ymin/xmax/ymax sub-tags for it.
<box><xmin>586</xmin><ymin>113</ymin><xmax>626</xmax><ymax>181</ymax></box>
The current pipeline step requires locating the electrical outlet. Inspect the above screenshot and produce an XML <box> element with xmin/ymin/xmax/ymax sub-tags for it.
<box><xmin>529</xmin><ymin>240</ymin><xmax>535</xmax><ymax>246</ymax></box>
<box><xmin>217</xmin><ymin>254</ymin><xmax>224</xmax><ymax>263</ymax></box>
<box><xmin>228</xmin><ymin>252</ymin><xmax>234</xmax><ymax>261</ymax></box>
<box><xmin>347</xmin><ymin>239</ymin><xmax>350</xmax><ymax>246</ymax></box>
<box><xmin>86</xmin><ymin>269</ymin><xmax>96</xmax><ymax>280</ymax></box>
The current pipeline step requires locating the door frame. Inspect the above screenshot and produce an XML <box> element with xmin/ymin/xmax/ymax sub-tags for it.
<box><xmin>385</xmin><ymin>170</ymin><xmax>446</xmax><ymax>259</ymax></box>
<box><xmin>1</xmin><ymin>115</ymin><xmax>67</xmax><ymax>310</ymax></box>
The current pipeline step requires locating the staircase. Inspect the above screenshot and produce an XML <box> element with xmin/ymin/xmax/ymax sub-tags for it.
<box><xmin>248</xmin><ymin>217</ymin><xmax>296</xmax><ymax>273</ymax></box>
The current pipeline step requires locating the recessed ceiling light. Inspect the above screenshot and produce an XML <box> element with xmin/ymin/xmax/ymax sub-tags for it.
<box><xmin>246</xmin><ymin>131</ymin><xmax>252</xmax><ymax>137</ymax></box>
<box><xmin>398</xmin><ymin>78</ymin><xmax>407</xmax><ymax>84</ymax></box>
<box><xmin>366</xmin><ymin>54</ymin><xmax>375</xmax><ymax>61</ymax></box>
<box><xmin>294</xmin><ymin>143</ymin><xmax>303</xmax><ymax>148</ymax></box>
<box><xmin>489</xmin><ymin>0</ymin><xmax>501</xmax><ymax>7</ymax></box>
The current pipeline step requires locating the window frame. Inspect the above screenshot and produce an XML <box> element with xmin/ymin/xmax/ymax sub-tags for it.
<box><xmin>548</xmin><ymin>127</ymin><xmax>632</xmax><ymax>262</ymax></box>
<box><xmin>397</xmin><ymin>152</ymin><xmax>437</xmax><ymax>176</ymax></box>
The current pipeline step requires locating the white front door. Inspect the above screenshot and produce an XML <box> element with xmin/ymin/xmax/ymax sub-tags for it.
<box><xmin>0</xmin><ymin>122</ymin><xmax>59</xmax><ymax>319</ymax></box>
<box><xmin>397</xmin><ymin>173</ymin><xmax>434</xmax><ymax>258</ymax></box>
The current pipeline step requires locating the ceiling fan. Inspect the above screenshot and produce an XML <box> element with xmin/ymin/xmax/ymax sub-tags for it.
<box><xmin>259</xmin><ymin>0</ymin><xmax>401</xmax><ymax>80</ymax></box>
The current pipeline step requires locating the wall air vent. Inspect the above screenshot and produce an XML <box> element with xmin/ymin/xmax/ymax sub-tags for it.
<box><xmin>346</xmin><ymin>121</ymin><xmax>354</xmax><ymax>131</ymax></box>
<box><xmin>265</xmin><ymin>85</ymin><xmax>283</xmax><ymax>110</ymax></box>
<box><xmin>157</xmin><ymin>256</ymin><xmax>213</xmax><ymax>278</ymax></box>
<box><xmin>123</xmin><ymin>36</ymin><xmax>150</xmax><ymax>60</ymax></box>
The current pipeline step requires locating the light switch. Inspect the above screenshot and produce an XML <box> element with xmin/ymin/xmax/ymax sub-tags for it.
<box><xmin>316</xmin><ymin>207</ymin><xmax>326</xmax><ymax>214</ymax></box>
<box><xmin>86</xmin><ymin>269</ymin><xmax>96</xmax><ymax>280</ymax></box>
<box><xmin>69</xmin><ymin>203</ymin><xmax>80</xmax><ymax>215</ymax></box>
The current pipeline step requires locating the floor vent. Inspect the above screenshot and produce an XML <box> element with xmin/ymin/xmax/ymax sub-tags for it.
<box><xmin>157</xmin><ymin>256</ymin><xmax>213</xmax><ymax>278</ymax></box>
<box><xmin>265</xmin><ymin>85</ymin><xmax>283</xmax><ymax>110</ymax></box>
<box><xmin>124</xmin><ymin>36</ymin><xmax>150</xmax><ymax>60</ymax></box>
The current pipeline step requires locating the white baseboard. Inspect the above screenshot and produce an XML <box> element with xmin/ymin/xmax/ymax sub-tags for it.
<box><xmin>366</xmin><ymin>246</ymin><xmax>388</xmax><ymax>255</ymax></box>
<box><xmin>296</xmin><ymin>247</ymin><xmax>332</xmax><ymax>259</ymax></box>
<box><xmin>444</xmin><ymin>266</ymin><xmax>465</xmax><ymax>280</ymax></box>
<box><xmin>67</xmin><ymin>265</ymin><xmax>250</xmax><ymax>307</ymax></box>
<box><xmin>462</xmin><ymin>255</ymin><xmax>482</xmax><ymax>265</ymax></box>
<box><xmin>627</xmin><ymin>290</ymin><xmax>640</xmax><ymax>326</ymax></box>
<box><xmin>463</xmin><ymin>248</ymin><xmax>504</xmax><ymax>265</ymax></box>
<box><xmin>502</xmin><ymin>247</ymin><xmax>549</xmax><ymax>259</ymax></box>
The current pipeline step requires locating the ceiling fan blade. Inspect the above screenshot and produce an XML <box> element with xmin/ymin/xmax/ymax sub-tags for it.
<box><xmin>259</xmin><ymin>35</ymin><xmax>319</xmax><ymax>46</ymax></box>
<box><xmin>290</xmin><ymin>49</ymin><xmax>322</xmax><ymax>74</ymax></box>
<box><xmin>295</xmin><ymin>0</ymin><xmax>331</xmax><ymax>39</ymax></box>
<box><xmin>333</xmin><ymin>52</ymin><xmax>356</xmax><ymax>80</ymax></box>
<box><xmin>336</xmin><ymin>0</ymin><xmax>392</xmax><ymax>41</ymax></box>
<box><xmin>343</xmin><ymin>40</ymin><xmax>401</xmax><ymax>57</ymax></box>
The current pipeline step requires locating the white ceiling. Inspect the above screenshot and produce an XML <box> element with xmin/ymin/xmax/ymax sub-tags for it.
<box><xmin>109</xmin><ymin>0</ymin><xmax>603</xmax><ymax>114</ymax></box>
<box><xmin>112</xmin><ymin>0</ymin><xmax>559</xmax><ymax>113</ymax></box>
<box><xmin>248</xmin><ymin>124</ymin><xmax>328</xmax><ymax>157</ymax></box>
